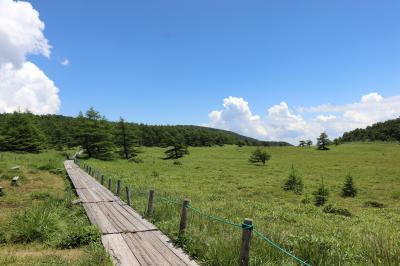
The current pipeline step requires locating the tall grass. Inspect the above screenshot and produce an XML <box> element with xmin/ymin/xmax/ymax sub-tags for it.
<box><xmin>85</xmin><ymin>143</ymin><xmax>400</xmax><ymax>265</ymax></box>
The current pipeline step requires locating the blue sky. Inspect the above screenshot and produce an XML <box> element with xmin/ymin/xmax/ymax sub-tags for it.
<box><xmin>1</xmin><ymin>0</ymin><xmax>400</xmax><ymax>142</ymax></box>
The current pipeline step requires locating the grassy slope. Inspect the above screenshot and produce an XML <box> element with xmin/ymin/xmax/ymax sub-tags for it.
<box><xmin>0</xmin><ymin>151</ymin><xmax>111</xmax><ymax>266</ymax></box>
<box><xmin>84</xmin><ymin>143</ymin><xmax>400</xmax><ymax>265</ymax></box>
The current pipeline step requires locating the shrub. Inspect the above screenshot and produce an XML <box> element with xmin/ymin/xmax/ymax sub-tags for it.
<box><xmin>313</xmin><ymin>177</ymin><xmax>329</xmax><ymax>206</ymax></box>
<box><xmin>8</xmin><ymin>201</ymin><xmax>62</xmax><ymax>243</ymax></box>
<box><xmin>364</xmin><ymin>201</ymin><xmax>386</xmax><ymax>208</ymax></box>
<box><xmin>249</xmin><ymin>148</ymin><xmax>271</xmax><ymax>165</ymax></box>
<box><xmin>323</xmin><ymin>204</ymin><xmax>352</xmax><ymax>217</ymax></box>
<box><xmin>56</xmin><ymin>225</ymin><xmax>100</xmax><ymax>248</ymax></box>
<box><xmin>341</xmin><ymin>174</ymin><xmax>357</xmax><ymax>197</ymax></box>
<box><xmin>283</xmin><ymin>165</ymin><xmax>303</xmax><ymax>194</ymax></box>
<box><xmin>77</xmin><ymin>243</ymin><xmax>111</xmax><ymax>266</ymax></box>
<box><xmin>173</xmin><ymin>160</ymin><xmax>182</xmax><ymax>165</ymax></box>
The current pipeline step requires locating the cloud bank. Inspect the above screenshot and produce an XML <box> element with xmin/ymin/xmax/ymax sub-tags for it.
<box><xmin>207</xmin><ymin>93</ymin><xmax>400</xmax><ymax>144</ymax></box>
<box><xmin>0</xmin><ymin>0</ymin><xmax>60</xmax><ymax>114</ymax></box>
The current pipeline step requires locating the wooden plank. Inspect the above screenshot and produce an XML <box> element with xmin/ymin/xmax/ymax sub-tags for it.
<box><xmin>83</xmin><ymin>202</ymin><xmax>156</xmax><ymax>234</ymax></box>
<box><xmin>102</xmin><ymin>234</ymin><xmax>141</xmax><ymax>266</ymax></box>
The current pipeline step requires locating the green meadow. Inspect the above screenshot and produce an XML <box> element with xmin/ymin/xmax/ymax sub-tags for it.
<box><xmin>83</xmin><ymin>143</ymin><xmax>400</xmax><ymax>266</ymax></box>
<box><xmin>0</xmin><ymin>151</ymin><xmax>111</xmax><ymax>266</ymax></box>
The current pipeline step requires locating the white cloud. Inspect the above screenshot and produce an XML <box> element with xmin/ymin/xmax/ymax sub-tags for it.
<box><xmin>206</xmin><ymin>93</ymin><xmax>400</xmax><ymax>144</ymax></box>
<box><xmin>208</xmin><ymin>96</ymin><xmax>268</xmax><ymax>137</ymax></box>
<box><xmin>0</xmin><ymin>62</ymin><xmax>60</xmax><ymax>114</ymax></box>
<box><xmin>60</xmin><ymin>58</ymin><xmax>69</xmax><ymax>66</ymax></box>
<box><xmin>0</xmin><ymin>0</ymin><xmax>60</xmax><ymax>114</ymax></box>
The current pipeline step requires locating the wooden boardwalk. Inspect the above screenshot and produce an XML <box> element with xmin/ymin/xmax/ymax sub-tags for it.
<box><xmin>64</xmin><ymin>160</ymin><xmax>198</xmax><ymax>266</ymax></box>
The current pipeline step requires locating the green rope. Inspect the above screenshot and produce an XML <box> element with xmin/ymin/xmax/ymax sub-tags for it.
<box><xmin>253</xmin><ymin>229</ymin><xmax>310</xmax><ymax>266</ymax></box>
<box><xmin>187</xmin><ymin>204</ymin><xmax>243</xmax><ymax>228</ymax></box>
<box><xmin>188</xmin><ymin>204</ymin><xmax>310</xmax><ymax>266</ymax></box>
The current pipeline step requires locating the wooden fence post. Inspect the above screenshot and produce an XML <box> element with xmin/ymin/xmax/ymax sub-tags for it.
<box><xmin>179</xmin><ymin>199</ymin><xmax>190</xmax><ymax>236</ymax></box>
<box><xmin>101</xmin><ymin>175</ymin><xmax>104</xmax><ymax>186</ymax></box>
<box><xmin>147</xmin><ymin>190</ymin><xmax>154</xmax><ymax>217</ymax></box>
<box><xmin>126</xmin><ymin>186</ymin><xmax>131</xmax><ymax>206</ymax></box>
<box><xmin>239</xmin><ymin>218</ymin><xmax>253</xmax><ymax>266</ymax></box>
<box><xmin>116</xmin><ymin>180</ymin><xmax>121</xmax><ymax>196</ymax></box>
<box><xmin>108</xmin><ymin>178</ymin><xmax>112</xmax><ymax>191</ymax></box>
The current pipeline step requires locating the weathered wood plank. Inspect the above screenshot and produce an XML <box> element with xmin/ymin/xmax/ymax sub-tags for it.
<box><xmin>102</xmin><ymin>234</ymin><xmax>141</xmax><ymax>266</ymax></box>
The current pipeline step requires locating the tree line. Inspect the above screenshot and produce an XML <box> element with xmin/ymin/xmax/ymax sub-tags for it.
<box><xmin>0</xmin><ymin>109</ymin><xmax>291</xmax><ymax>159</ymax></box>
<box><xmin>339</xmin><ymin>117</ymin><xmax>400</xmax><ymax>143</ymax></box>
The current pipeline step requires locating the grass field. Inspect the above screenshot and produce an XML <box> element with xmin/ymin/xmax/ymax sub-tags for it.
<box><xmin>82</xmin><ymin>143</ymin><xmax>400</xmax><ymax>265</ymax></box>
<box><xmin>0</xmin><ymin>151</ymin><xmax>111</xmax><ymax>266</ymax></box>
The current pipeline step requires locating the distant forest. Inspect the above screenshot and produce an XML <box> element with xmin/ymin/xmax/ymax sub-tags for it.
<box><xmin>339</xmin><ymin>117</ymin><xmax>400</xmax><ymax>142</ymax></box>
<box><xmin>0</xmin><ymin>109</ymin><xmax>290</xmax><ymax>157</ymax></box>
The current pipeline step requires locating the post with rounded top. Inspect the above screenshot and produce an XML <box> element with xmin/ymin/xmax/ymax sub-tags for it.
<box><xmin>239</xmin><ymin>218</ymin><xmax>253</xmax><ymax>266</ymax></box>
<box><xmin>108</xmin><ymin>178</ymin><xmax>112</xmax><ymax>191</ymax></box>
<box><xmin>147</xmin><ymin>190</ymin><xmax>154</xmax><ymax>217</ymax></box>
<box><xmin>125</xmin><ymin>186</ymin><xmax>131</xmax><ymax>206</ymax></box>
<box><xmin>116</xmin><ymin>180</ymin><xmax>121</xmax><ymax>196</ymax></box>
<box><xmin>101</xmin><ymin>175</ymin><xmax>104</xmax><ymax>185</ymax></box>
<box><xmin>179</xmin><ymin>199</ymin><xmax>190</xmax><ymax>237</ymax></box>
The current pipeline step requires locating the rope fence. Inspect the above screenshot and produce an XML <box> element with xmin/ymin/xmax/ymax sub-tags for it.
<box><xmin>75</xmin><ymin>159</ymin><xmax>311</xmax><ymax>266</ymax></box>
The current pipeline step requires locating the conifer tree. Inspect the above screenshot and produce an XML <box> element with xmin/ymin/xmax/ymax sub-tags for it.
<box><xmin>313</xmin><ymin>177</ymin><xmax>329</xmax><ymax>206</ymax></box>
<box><xmin>0</xmin><ymin>112</ymin><xmax>44</xmax><ymax>152</ymax></box>
<box><xmin>164</xmin><ymin>135</ymin><xmax>189</xmax><ymax>160</ymax></box>
<box><xmin>248</xmin><ymin>148</ymin><xmax>271</xmax><ymax>165</ymax></box>
<box><xmin>316</xmin><ymin>132</ymin><xmax>330</xmax><ymax>150</ymax></box>
<box><xmin>341</xmin><ymin>174</ymin><xmax>357</xmax><ymax>197</ymax></box>
<box><xmin>115</xmin><ymin>117</ymin><xmax>141</xmax><ymax>159</ymax></box>
<box><xmin>283</xmin><ymin>164</ymin><xmax>303</xmax><ymax>194</ymax></box>
<box><xmin>76</xmin><ymin>107</ymin><xmax>114</xmax><ymax>160</ymax></box>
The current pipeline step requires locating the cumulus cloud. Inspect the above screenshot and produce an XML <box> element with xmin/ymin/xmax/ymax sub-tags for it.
<box><xmin>0</xmin><ymin>0</ymin><xmax>60</xmax><ymax>114</ymax></box>
<box><xmin>206</xmin><ymin>93</ymin><xmax>400</xmax><ymax>144</ymax></box>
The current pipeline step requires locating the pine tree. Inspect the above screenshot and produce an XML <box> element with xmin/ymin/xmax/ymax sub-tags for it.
<box><xmin>341</xmin><ymin>174</ymin><xmax>357</xmax><ymax>197</ymax></box>
<box><xmin>316</xmin><ymin>132</ymin><xmax>330</xmax><ymax>150</ymax></box>
<box><xmin>76</xmin><ymin>108</ymin><xmax>114</xmax><ymax>160</ymax></box>
<box><xmin>283</xmin><ymin>164</ymin><xmax>303</xmax><ymax>194</ymax></box>
<box><xmin>0</xmin><ymin>112</ymin><xmax>44</xmax><ymax>152</ymax></box>
<box><xmin>164</xmin><ymin>135</ymin><xmax>189</xmax><ymax>160</ymax></box>
<box><xmin>313</xmin><ymin>177</ymin><xmax>329</xmax><ymax>206</ymax></box>
<box><xmin>248</xmin><ymin>148</ymin><xmax>271</xmax><ymax>165</ymax></box>
<box><xmin>115</xmin><ymin>117</ymin><xmax>141</xmax><ymax>159</ymax></box>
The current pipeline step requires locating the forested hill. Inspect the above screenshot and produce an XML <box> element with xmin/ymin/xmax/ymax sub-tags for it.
<box><xmin>0</xmin><ymin>110</ymin><xmax>290</xmax><ymax>153</ymax></box>
<box><xmin>339</xmin><ymin>117</ymin><xmax>400</xmax><ymax>142</ymax></box>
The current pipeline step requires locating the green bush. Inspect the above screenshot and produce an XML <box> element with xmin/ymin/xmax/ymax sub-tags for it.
<box><xmin>364</xmin><ymin>201</ymin><xmax>386</xmax><ymax>208</ymax></box>
<box><xmin>283</xmin><ymin>165</ymin><xmax>304</xmax><ymax>194</ymax></box>
<box><xmin>173</xmin><ymin>160</ymin><xmax>182</xmax><ymax>165</ymax></box>
<box><xmin>323</xmin><ymin>204</ymin><xmax>352</xmax><ymax>217</ymax></box>
<box><xmin>57</xmin><ymin>225</ymin><xmax>100</xmax><ymax>249</ymax></box>
<box><xmin>77</xmin><ymin>243</ymin><xmax>112</xmax><ymax>266</ymax></box>
<box><xmin>8</xmin><ymin>201</ymin><xmax>62</xmax><ymax>243</ymax></box>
